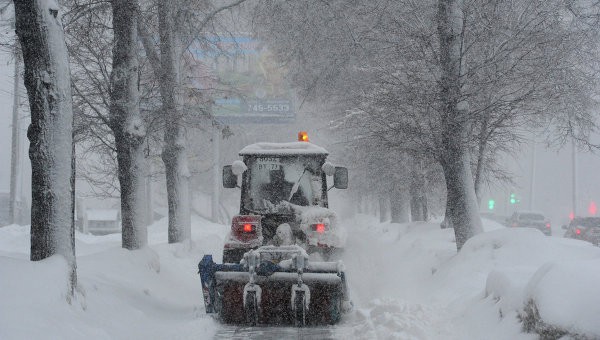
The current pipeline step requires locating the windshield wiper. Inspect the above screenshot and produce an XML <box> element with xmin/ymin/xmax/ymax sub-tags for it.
<box><xmin>288</xmin><ymin>168</ymin><xmax>307</xmax><ymax>201</ymax></box>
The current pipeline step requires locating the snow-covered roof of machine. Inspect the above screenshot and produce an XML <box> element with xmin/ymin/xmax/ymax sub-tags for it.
<box><xmin>239</xmin><ymin>142</ymin><xmax>329</xmax><ymax>156</ymax></box>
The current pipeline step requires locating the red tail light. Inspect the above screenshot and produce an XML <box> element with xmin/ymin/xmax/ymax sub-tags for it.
<box><xmin>576</xmin><ymin>228</ymin><xmax>581</xmax><ymax>235</ymax></box>
<box><xmin>311</xmin><ymin>223</ymin><xmax>327</xmax><ymax>233</ymax></box>
<box><xmin>231</xmin><ymin>215</ymin><xmax>262</xmax><ymax>242</ymax></box>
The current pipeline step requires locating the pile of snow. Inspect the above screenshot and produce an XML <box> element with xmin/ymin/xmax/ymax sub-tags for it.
<box><xmin>339</xmin><ymin>215</ymin><xmax>600</xmax><ymax>339</ymax></box>
<box><xmin>521</xmin><ymin>259</ymin><xmax>600</xmax><ymax>338</ymax></box>
<box><xmin>2</xmin><ymin>213</ymin><xmax>600</xmax><ymax>339</ymax></box>
<box><xmin>0</xmin><ymin>216</ymin><xmax>229</xmax><ymax>339</ymax></box>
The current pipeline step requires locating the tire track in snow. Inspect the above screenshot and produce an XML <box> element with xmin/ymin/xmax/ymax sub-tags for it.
<box><xmin>336</xmin><ymin>216</ymin><xmax>459</xmax><ymax>339</ymax></box>
<box><xmin>335</xmin><ymin>300</ymin><xmax>457</xmax><ymax>339</ymax></box>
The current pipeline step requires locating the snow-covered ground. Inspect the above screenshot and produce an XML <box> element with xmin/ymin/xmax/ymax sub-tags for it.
<box><xmin>1</xmin><ymin>215</ymin><xmax>600</xmax><ymax>339</ymax></box>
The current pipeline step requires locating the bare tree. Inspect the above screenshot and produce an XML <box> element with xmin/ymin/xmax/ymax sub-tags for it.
<box><xmin>253</xmin><ymin>0</ymin><xmax>600</xmax><ymax>249</ymax></box>
<box><xmin>63</xmin><ymin>0</ymin><xmax>166</xmax><ymax>209</ymax></box>
<box><xmin>156</xmin><ymin>0</ymin><xmax>192</xmax><ymax>243</ymax></box>
<box><xmin>63</xmin><ymin>0</ymin><xmax>248</xmax><ymax>245</ymax></box>
<box><xmin>109</xmin><ymin>0</ymin><xmax>148</xmax><ymax>250</ymax></box>
<box><xmin>138</xmin><ymin>0</ymin><xmax>248</xmax><ymax>243</ymax></box>
<box><xmin>14</xmin><ymin>0</ymin><xmax>76</xmax><ymax>294</ymax></box>
<box><xmin>436</xmin><ymin>0</ymin><xmax>483</xmax><ymax>248</ymax></box>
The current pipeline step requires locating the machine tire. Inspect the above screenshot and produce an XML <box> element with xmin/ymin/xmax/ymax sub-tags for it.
<box><xmin>293</xmin><ymin>291</ymin><xmax>306</xmax><ymax>327</ymax></box>
<box><xmin>329</xmin><ymin>293</ymin><xmax>342</xmax><ymax>324</ymax></box>
<box><xmin>244</xmin><ymin>291</ymin><xmax>259</xmax><ymax>326</ymax></box>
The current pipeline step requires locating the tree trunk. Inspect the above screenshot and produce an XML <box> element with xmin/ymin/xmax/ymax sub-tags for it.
<box><xmin>158</xmin><ymin>0</ymin><xmax>191</xmax><ymax>243</ymax></box>
<box><xmin>473</xmin><ymin>109</ymin><xmax>490</xmax><ymax>203</ymax></box>
<box><xmin>409</xmin><ymin>168</ymin><xmax>427</xmax><ymax>222</ymax></box>
<box><xmin>356</xmin><ymin>193</ymin><xmax>363</xmax><ymax>214</ymax></box>
<box><xmin>409</xmin><ymin>191</ymin><xmax>422</xmax><ymax>221</ymax></box>
<box><xmin>438</xmin><ymin>0</ymin><xmax>482</xmax><ymax>250</ymax></box>
<box><xmin>441</xmin><ymin>197</ymin><xmax>452</xmax><ymax>229</ymax></box>
<box><xmin>378</xmin><ymin>195</ymin><xmax>388</xmax><ymax>223</ymax></box>
<box><xmin>441</xmin><ymin>148</ymin><xmax>482</xmax><ymax>248</ymax></box>
<box><xmin>410</xmin><ymin>196</ymin><xmax>427</xmax><ymax>222</ymax></box>
<box><xmin>390</xmin><ymin>185</ymin><xmax>410</xmax><ymax>223</ymax></box>
<box><xmin>421</xmin><ymin>195</ymin><xmax>428</xmax><ymax>221</ymax></box>
<box><xmin>110</xmin><ymin>0</ymin><xmax>148</xmax><ymax>250</ymax></box>
<box><xmin>368</xmin><ymin>194</ymin><xmax>377</xmax><ymax>216</ymax></box>
<box><xmin>14</xmin><ymin>0</ymin><xmax>76</xmax><ymax>293</ymax></box>
<box><xmin>473</xmin><ymin>141</ymin><xmax>486</xmax><ymax>204</ymax></box>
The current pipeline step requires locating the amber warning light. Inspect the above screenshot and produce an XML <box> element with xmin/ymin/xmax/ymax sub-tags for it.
<box><xmin>298</xmin><ymin>131</ymin><xmax>309</xmax><ymax>142</ymax></box>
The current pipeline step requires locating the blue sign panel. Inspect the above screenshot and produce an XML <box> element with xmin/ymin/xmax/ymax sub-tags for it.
<box><xmin>186</xmin><ymin>35</ymin><xmax>295</xmax><ymax>124</ymax></box>
<box><xmin>213</xmin><ymin>98</ymin><xmax>294</xmax><ymax>124</ymax></box>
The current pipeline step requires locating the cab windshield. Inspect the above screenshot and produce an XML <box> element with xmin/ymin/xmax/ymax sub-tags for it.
<box><xmin>245</xmin><ymin>156</ymin><xmax>323</xmax><ymax>213</ymax></box>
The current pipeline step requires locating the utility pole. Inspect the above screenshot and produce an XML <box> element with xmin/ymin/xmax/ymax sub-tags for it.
<box><xmin>9</xmin><ymin>49</ymin><xmax>20</xmax><ymax>225</ymax></box>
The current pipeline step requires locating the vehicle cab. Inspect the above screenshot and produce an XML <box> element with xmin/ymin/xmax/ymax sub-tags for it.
<box><xmin>221</xmin><ymin>133</ymin><xmax>348</xmax><ymax>262</ymax></box>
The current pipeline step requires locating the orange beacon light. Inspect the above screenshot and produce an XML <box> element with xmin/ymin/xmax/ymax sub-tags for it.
<box><xmin>298</xmin><ymin>131</ymin><xmax>309</xmax><ymax>142</ymax></box>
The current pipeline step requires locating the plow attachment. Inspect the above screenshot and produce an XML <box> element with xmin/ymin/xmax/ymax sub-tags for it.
<box><xmin>199</xmin><ymin>246</ymin><xmax>351</xmax><ymax>326</ymax></box>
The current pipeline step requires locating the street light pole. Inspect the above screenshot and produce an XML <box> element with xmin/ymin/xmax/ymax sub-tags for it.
<box><xmin>212</xmin><ymin>122</ymin><xmax>220</xmax><ymax>223</ymax></box>
<box><xmin>529</xmin><ymin>138</ymin><xmax>536</xmax><ymax>211</ymax></box>
<box><xmin>572</xmin><ymin>138</ymin><xmax>578</xmax><ymax>217</ymax></box>
<box><xmin>9</xmin><ymin>50</ymin><xmax>20</xmax><ymax>225</ymax></box>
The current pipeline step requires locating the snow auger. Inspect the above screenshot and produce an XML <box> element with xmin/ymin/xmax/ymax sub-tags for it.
<box><xmin>199</xmin><ymin>245</ymin><xmax>351</xmax><ymax>326</ymax></box>
<box><xmin>198</xmin><ymin>132</ymin><xmax>352</xmax><ymax>326</ymax></box>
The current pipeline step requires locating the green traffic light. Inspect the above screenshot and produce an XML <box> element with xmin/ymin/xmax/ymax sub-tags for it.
<box><xmin>510</xmin><ymin>193</ymin><xmax>516</xmax><ymax>204</ymax></box>
<box><xmin>488</xmin><ymin>199</ymin><xmax>495</xmax><ymax>210</ymax></box>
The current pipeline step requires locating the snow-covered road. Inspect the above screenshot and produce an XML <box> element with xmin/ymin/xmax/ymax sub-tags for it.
<box><xmin>1</xmin><ymin>214</ymin><xmax>600</xmax><ymax>339</ymax></box>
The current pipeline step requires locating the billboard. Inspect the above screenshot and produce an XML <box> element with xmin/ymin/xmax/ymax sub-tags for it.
<box><xmin>187</xmin><ymin>36</ymin><xmax>295</xmax><ymax>124</ymax></box>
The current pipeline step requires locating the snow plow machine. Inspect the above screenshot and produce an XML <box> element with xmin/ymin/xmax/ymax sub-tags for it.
<box><xmin>199</xmin><ymin>132</ymin><xmax>352</xmax><ymax>326</ymax></box>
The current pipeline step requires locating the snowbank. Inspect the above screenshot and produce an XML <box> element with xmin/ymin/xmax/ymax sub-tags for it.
<box><xmin>0</xmin><ymin>216</ymin><xmax>228</xmax><ymax>340</ymax></box>
<box><xmin>340</xmin><ymin>215</ymin><xmax>600</xmax><ymax>339</ymax></box>
<box><xmin>521</xmin><ymin>259</ymin><xmax>600</xmax><ymax>338</ymax></box>
<box><xmin>0</xmin><ymin>255</ymin><xmax>73</xmax><ymax>339</ymax></box>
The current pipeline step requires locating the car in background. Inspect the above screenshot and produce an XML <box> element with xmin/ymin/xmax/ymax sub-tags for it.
<box><xmin>506</xmin><ymin>211</ymin><xmax>552</xmax><ymax>236</ymax></box>
<box><xmin>563</xmin><ymin>217</ymin><xmax>600</xmax><ymax>246</ymax></box>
